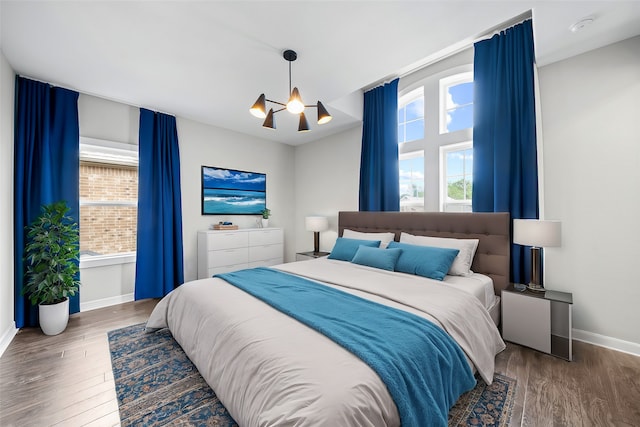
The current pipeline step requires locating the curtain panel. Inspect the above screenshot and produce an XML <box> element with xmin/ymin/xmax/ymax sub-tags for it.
<box><xmin>472</xmin><ymin>19</ymin><xmax>538</xmax><ymax>284</ymax></box>
<box><xmin>359</xmin><ymin>78</ymin><xmax>400</xmax><ymax>211</ymax></box>
<box><xmin>14</xmin><ymin>76</ymin><xmax>80</xmax><ymax>328</ymax></box>
<box><xmin>134</xmin><ymin>108</ymin><xmax>184</xmax><ymax>300</ymax></box>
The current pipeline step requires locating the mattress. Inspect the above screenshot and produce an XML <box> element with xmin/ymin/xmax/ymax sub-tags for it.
<box><xmin>443</xmin><ymin>272</ymin><xmax>497</xmax><ymax>310</ymax></box>
<box><xmin>146</xmin><ymin>258</ymin><xmax>506</xmax><ymax>426</ymax></box>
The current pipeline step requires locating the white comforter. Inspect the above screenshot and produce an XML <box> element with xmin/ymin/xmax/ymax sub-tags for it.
<box><xmin>146</xmin><ymin>258</ymin><xmax>505</xmax><ymax>427</ymax></box>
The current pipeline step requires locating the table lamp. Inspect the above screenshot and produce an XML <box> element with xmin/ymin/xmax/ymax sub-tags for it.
<box><xmin>513</xmin><ymin>219</ymin><xmax>561</xmax><ymax>291</ymax></box>
<box><xmin>305</xmin><ymin>216</ymin><xmax>328</xmax><ymax>254</ymax></box>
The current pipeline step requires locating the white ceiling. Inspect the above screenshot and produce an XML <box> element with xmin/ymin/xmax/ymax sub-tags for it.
<box><xmin>1</xmin><ymin>1</ymin><xmax>639</xmax><ymax>146</ymax></box>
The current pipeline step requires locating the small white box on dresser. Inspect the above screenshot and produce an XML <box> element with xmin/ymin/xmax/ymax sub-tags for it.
<box><xmin>198</xmin><ymin>228</ymin><xmax>284</xmax><ymax>279</ymax></box>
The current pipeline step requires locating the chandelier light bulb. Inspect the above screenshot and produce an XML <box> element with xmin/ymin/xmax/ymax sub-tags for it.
<box><xmin>317</xmin><ymin>101</ymin><xmax>332</xmax><ymax>125</ymax></box>
<box><xmin>286</xmin><ymin>87</ymin><xmax>305</xmax><ymax>114</ymax></box>
<box><xmin>250</xmin><ymin>94</ymin><xmax>267</xmax><ymax>118</ymax></box>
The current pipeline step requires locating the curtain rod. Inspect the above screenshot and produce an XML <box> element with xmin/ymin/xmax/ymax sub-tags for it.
<box><xmin>363</xmin><ymin>10</ymin><xmax>533</xmax><ymax>92</ymax></box>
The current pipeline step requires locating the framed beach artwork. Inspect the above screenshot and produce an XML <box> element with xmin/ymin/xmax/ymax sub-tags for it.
<box><xmin>201</xmin><ymin>166</ymin><xmax>266</xmax><ymax>215</ymax></box>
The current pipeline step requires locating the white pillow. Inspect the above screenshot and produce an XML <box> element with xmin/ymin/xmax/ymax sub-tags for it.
<box><xmin>399</xmin><ymin>232</ymin><xmax>479</xmax><ymax>277</ymax></box>
<box><xmin>343</xmin><ymin>229</ymin><xmax>396</xmax><ymax>249</ymax></box>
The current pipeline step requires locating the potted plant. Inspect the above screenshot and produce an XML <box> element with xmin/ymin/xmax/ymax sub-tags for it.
<box><xmin>23</xmin><ymin>201</ymin><xmax>80</xmax><ymax>336</ymax></box>
<box><xmin>261</xmin><ymin>208</ymin><xmax>271</xmax><ymax>228</ymax></box>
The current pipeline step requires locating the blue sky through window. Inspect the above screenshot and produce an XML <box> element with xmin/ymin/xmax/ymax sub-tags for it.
<box><xmin>445</xmin><ymin>81</ymin><xmax>473</xmax><ymax>133</ymax></box>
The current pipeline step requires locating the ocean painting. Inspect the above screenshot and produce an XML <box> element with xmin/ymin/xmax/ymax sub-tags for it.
<box><xmin>202</xmin><ymin>166</ymin><xmax>266</xmax><ymax>215</ymax></box>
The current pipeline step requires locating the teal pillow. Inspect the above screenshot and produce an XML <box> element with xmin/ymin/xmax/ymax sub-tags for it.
<box><xmin>351</xmin><ymin>246</ymin><xmax>402</xmax><ymax>271</ymax></box>
<box><xmin>328</xmin><ymin>238</ymin><xmax>381</xmax><ymax>261</ymax></box>
<box><xmin>387</xmin><ymin>241</ymin><xmax>459</xmax><ymax>281</ymax></box>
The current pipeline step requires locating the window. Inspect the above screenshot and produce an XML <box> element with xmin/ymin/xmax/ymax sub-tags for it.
<box><xmin>440</xmin><ymin>72</ymin><xmax>473</xmax><ymax>134</ymax></box>
<box><xmin>440</xmin><ymin>142</ymin><xmax>473</xmax><ymax>212</ymax></box>
<box><xmin>397</xmin><ymin>62</ymin><xmax>474</xmax><ymax>212</ymax></box>
<box><xmin>399</xmin><ymin>151</ymin><xmax>425</xmax><ymax>212</ymax></box>
<box><xmin>79</xmin><ymin>138</ymin><xmax>138</xmax><ymax>260</ymax></box>
<box><xmin>397</xmin><ymin>87</ymin><xmax>424</xmax><ymax>143</ymax></box>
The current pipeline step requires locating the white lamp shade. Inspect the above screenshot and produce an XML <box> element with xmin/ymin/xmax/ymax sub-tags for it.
<box><xmin>305</xmin><ymin>216</ymin><xmax>328</xmax><ymax>232</ymax></box>
<box><xmin>513</xmin><ymin>219</ymin><xmax>561</xmax><ymax>247</ymax></box>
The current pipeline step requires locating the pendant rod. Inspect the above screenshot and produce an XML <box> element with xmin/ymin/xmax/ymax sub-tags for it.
<box><xmin>288</xmin><ymin>60</ymin><xmax>292</xmax><ymax>95</ymax></box>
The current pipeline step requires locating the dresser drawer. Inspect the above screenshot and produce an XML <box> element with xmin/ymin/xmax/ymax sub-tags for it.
<box><xmin>208</xmin><ymin>263</ymin><xmax>249</xmax><ymax>277</ymax></box>
<box><xmin>249</xmin><ymin>257</ymin><xmax>283</xmax><ymax>268</ymax></box>
<box><xmin>198</xmin><ymin>228</ymin><xmax>284</xmax><ymax>280</ymax></box>
<box><xmin>249</xmin><ymin>244</ymin><xmax>283</xmax><ymax>263</ymax></box>
<box><xmin>208</xmin><ymin>247</ymin><xmax>249</xmax><ymax>268</ymax></box>
<box><xmin>206</xmin><ymin>232</ymin><xmax>248</xmax><ymax>250</ymax></box>
<box><xmin>249</xmin><ymin>229</ymin><xmax>283</xmax><ymax>246</ymax></box>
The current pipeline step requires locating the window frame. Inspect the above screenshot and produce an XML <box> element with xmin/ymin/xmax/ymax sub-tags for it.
<box><xmin>397</xmin><ymin>58</ymin><xmax>474</xmax><ymax>212</ymax></box>
<box><xmin>397</xmin><ymin>87</ymin><xmax>425</xmax><ymax>144</ymax></box>
<box><xmin>79</xmin><ymin>137</ymin><xmax>139</xmax><ymax>266</ymax></box>
<box><xmin>399</xmin><ymin>150</ymin><xmax>425</xmax><ymax>212</ymax></box>
<box><xmin>439</xmin><ymin>141</ymin><xmax>473</xmax><ymax>212</ymax></box>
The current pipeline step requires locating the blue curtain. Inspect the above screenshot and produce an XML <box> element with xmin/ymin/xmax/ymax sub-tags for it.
<box><xmin>472</xmin><ymin>19</ymin><xmax>538</xmax><ymax>284</ymax></box>
<box><xmin>14</xmin><ymin>76</ymin><xmax>80</xmax><ymax>328</ymax></box>
<box><xmin>359</xmin><ymin>78</ymin><xmax>400</xmax><ymax>211</ymax></box>
<box><xmin>135</xmin><ymin>108</ymin><xmax>184</xmax><ymax>299</ymax></box>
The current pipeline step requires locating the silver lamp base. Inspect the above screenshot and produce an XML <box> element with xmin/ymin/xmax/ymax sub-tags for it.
<box><xmin>528</xmin><ymin>246</ymin><xmax>544</xmax><ymax>291</ymax></box>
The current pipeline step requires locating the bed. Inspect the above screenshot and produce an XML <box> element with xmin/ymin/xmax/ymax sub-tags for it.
<box><xmin>146</xmin><ymin>211</ymin><xmax>509</xmax><ymax>426</ymax></box>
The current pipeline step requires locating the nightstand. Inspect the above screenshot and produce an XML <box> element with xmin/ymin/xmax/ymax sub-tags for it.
<box><xmin>502</xmin><ymin>285</ymin><xmax>573</xmax><ymax>361</ymax></box>
<box><xmin>295</xmin><ymin>251</ymin><xmax>330</xmax><ymax>261</ymax></box>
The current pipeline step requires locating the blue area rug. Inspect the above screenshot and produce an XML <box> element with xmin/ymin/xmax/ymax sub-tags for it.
<box><xmin>108</xmin><ymin>323</ymin><xmax>515</xmax><ymax>426</ymax></box>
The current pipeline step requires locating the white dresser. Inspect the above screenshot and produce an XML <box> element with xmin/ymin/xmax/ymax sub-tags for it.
<box><xmin>197</xmin><ymin>228</ymin><xmax>284</xmax><ymax>279</ymax></box>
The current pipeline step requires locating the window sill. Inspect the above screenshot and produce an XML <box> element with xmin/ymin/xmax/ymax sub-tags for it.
<box><xmin>79</xmin><ymin>252</ymin><xmax>136</xmax><ymax>269</ymax></box>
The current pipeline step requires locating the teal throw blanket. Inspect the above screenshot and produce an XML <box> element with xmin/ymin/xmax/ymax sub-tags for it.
<box><xmin>217</xmin><ymin>267</ymin><xmax>475</xmax><ymax>427</ymax></box>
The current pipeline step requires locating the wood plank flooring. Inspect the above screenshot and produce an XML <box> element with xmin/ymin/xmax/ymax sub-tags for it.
<box><xmin>1</xmin><ymin>299</ymin><xmax>639</xmax><ymax>426</ymax></box>
<box><xmin>0</xmin><ymin>300</ymin><xmax>156</xmax><ymax>427</ymax></box>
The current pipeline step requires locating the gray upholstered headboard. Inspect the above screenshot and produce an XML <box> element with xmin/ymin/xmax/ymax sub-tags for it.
<box><xmin>338</xmin><ymin>211</ymin><xmax>511</xmax><ymax>295</ymax></box>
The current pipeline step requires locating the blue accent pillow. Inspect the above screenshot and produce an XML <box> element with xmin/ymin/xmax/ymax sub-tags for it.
<box><xmin>351</xmin><ymin>246</ymin><xmax>402</xmax><ymax>271</ymax></box>
<box><xmin>387</xmin><ymin>241</ymin><xmax>459</xmax><ymax>281</ymax></box>
<box><xmin>328</xmin><ymin>238</ymin><xmax>381</xmax><ymax>261</ymax></box>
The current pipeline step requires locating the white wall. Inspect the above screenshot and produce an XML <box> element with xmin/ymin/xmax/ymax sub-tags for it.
<box><xmin>178</xmin><ymin>117</ymin><xmax>296</xmax><ymax>282</ymax></box>
<box><xmin>540</xmin><ymin>36</ymin><xmax>640</xmax><ymax>348</ymax></box>
<box><xmin>0</xmin><ymin>49</ymin><xmax>16</xmax><ymax>354</ymax></box>
<box><xmin>78</xmin><ymin>94</ymin><xmax>139</xmax><ymax>144</ymax></box>
<box><xmin>293</xmin><ymin>125</ymin><xmax>361</xmax><ymax>253</ymax></box>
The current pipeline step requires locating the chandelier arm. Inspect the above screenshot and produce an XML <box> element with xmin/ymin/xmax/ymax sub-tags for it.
<box><xmin>304</xmin><ymin>105</ymin><xmax>318</xmax><ymax>108</ymax></box>
<box><xmin>266</xmin><ymin>99</ymin><xmax>287</xmax><ymax>107</ymax></box>
<box><xmin>272</xmin><ymin>107</ymin><xmax>287</xmax><ymax>114</ymax></box>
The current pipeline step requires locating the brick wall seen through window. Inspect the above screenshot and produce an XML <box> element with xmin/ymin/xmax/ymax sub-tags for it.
<box><xmin>79</xmin><ymin>162</ymin><xmax>138</xmax><ymax>256</ymax></box>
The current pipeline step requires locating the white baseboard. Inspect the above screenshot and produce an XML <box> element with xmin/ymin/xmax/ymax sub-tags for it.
<box><xmin>80</xmin><ymin>293</ymin><xmax>135</xmax><ymax>312</ymax></box>
<box><xmin>0</xmin><ymin>322</ymin><xmax>18</xmax><ymax>358</ymax></box>
<box><xmin>573</xmin><ymin>328</ymin><xmax>640</xmax><ymax>357</ymax></box>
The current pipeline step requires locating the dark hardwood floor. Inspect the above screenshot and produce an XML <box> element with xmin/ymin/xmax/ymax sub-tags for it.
<box><xmin>0</xmin><ymin>300</ymin><xmax>157</xmax><ymax>427</ymax></box>
<box><xmin>1</xmin><ymin>300</ymin><xmax>638</xmax><ymax>426</ymax></box>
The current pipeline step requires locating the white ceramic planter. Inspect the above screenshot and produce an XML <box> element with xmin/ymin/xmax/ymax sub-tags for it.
<box><xmin>261</xmin><ymin>218</ymin><xmax>269</xmax><ymax>228</ymax></box>
<box><xmin>39</xmin><ymin>298</ymin><xmax>69</xmax><ymax>336</ymax></box>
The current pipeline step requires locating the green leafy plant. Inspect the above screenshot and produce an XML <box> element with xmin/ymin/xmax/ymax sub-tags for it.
<box><xmin>261</xmin><ymin>208</ymin><xmax>271</xmax><ymax>219</ymax></box>
<box><xmin>23</xmin><ymin>201</ymin><xmax>80</xmax><ymax>306</ymax></box>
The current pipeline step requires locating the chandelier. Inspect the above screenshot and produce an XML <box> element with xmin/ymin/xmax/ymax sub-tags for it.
<box><xmin>249</xmin><ymin>49</ymin><xmax>332</xmax><ymax>132</ymax></box>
